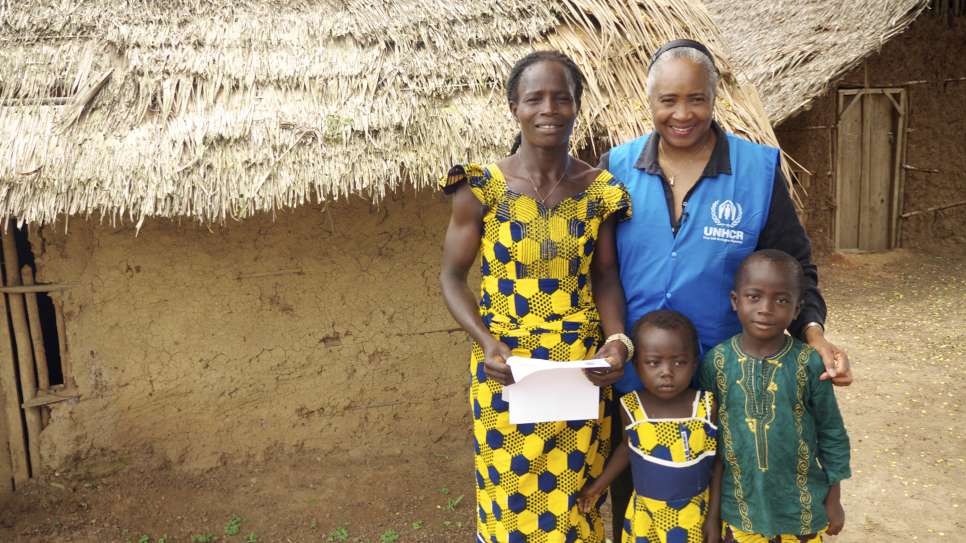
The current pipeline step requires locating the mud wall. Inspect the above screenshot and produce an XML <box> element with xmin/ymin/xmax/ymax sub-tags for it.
<box><xmin>30</xmin><ymin>191</ymin><xmax>475</xmax><ymax>470</ymax></box>
<box><xmin>776</xmin><ymin>15</ymin><xmax>966</xmax><ymax>252</ymax></box>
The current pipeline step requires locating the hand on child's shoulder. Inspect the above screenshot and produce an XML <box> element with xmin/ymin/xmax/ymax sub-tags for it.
<box><xmin>803</xmin><ymin>343</ymin><xmax>834</xmax><ymax>384</ymax></box>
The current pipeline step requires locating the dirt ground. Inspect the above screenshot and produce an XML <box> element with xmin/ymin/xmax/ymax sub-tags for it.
<box><xmin>1</xmin><ymin>247</ymin><xmax>964</xmax><ymax>542</ymax></box>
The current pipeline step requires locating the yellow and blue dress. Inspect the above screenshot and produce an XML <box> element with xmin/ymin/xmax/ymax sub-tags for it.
<box><xmin>441</xmin><ymin>163</ymin><xmax>631</xmax><ymax>543</ymax></box>
<box><xmin>619</xmin><ymin>389</ymin><xmax>717</xmax><ymax>543</ymax></box>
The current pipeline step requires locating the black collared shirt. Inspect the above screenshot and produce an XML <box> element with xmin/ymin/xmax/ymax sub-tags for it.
<box><xmin>598</xmin><ymin>123</ymin><xmax>827</xmax><ymax>338</ymax></box>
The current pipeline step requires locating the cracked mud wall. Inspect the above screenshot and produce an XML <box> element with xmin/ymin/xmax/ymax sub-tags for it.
<box><xmin>777</xmin><ymin>15</ymin><xmax>966</xmax><ymax>252</ymax></box>
<box><xmin>29</xmin><ymin>191</ymin><xmax>476</xmax><ymax>469</ymax></box>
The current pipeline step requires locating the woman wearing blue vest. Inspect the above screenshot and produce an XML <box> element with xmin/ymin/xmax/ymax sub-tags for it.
<box><xmin>598</xmin><ymin>39</ymin><xmax>854</xmax><ymax>539</ymax></box>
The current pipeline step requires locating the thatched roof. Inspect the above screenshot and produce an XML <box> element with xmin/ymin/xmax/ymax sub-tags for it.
<box><xmin>1</xmin><ymin>0</ymin><xmax>782</xmax><ymax>225</ymax></box>
<box><xmin>704</xmin><ymin>0</ymin><xmax>930</xmax><ymax>124</ymax></box>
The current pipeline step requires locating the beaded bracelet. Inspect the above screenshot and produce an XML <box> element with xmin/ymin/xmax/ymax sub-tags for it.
<box><xmin>604</xmin><ymin>333</ymin><xmax>634</xmax><ymax>361</ymax></box>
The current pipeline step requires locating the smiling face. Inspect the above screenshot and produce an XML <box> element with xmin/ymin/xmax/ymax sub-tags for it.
<box><xmin>731</xmin><ymin>258</ymin><xmax>803</xmax><ymax>344</ymax></box>
<box><xmin>634</xmin><ymin>325</ymin><xmax>697</xmax><ymax>402</ymax></box>
<box><xmin>509</xmin><ymin>60</ymin><xmax>578</xmax><ymax>149</ymax></box>
<box><xmin>648</xmin><ymin>56</ymin><xmax>715</xmax><ymax>150</ymax></box>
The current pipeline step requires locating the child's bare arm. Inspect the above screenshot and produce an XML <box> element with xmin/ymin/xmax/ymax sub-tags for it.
<box><xmin>824</xmin><ymin>483</ymin><xmax>844</xmax><ymax>535</ymax></box>
<box><xmin>577</xmin><ymin>408</ymin><xmax>631</xmax><ymax>513</ymax></box>
<box><xmin>703</xmin><ymin>457</ymin><xmax>723</xmax><ymax>542</ymax></box>
<box><xmin>578</xmin><ymin>438</ymin><xmax>629</xmax><ymax>512</ymax></box>
<box><xmin>703</xmin><ymin>398</ymin><xmax>722</xmax><ymax>543</ymax></box>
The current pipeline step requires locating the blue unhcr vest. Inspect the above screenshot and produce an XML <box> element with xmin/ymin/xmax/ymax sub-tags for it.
<box><xmin>611</xmin><ymin>133</ymin><xmax>778</xmax><ymax>393</ymax></box>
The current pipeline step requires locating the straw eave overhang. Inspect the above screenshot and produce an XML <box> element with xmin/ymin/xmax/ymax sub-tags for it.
<box><xmin>704</xmin><ymin>0</ymin><xmax>931</xmax><ymax>125</ymax></box>
<box><xmin>1</xmin><ymin>0</ymin><xmax>785</xmax><ymax>226</ymax></box>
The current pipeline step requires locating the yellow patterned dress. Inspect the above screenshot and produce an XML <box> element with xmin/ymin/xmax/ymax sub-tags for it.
<box><xmin>619</xmin><ymin>390</ymin><xmax>717</xmax><ymax>543</ymax></box>
<box><xmin>441</xmin><ymin>163</ymin><xmax>631</xmax><ymax>543</ymax></box>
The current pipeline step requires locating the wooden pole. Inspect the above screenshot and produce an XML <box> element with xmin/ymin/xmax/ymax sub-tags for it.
<box><xmin>1</xmin><ymin>226</ymin><xmax>42</xmax><ymax>476</ymax></box>
<box><xmin>826</xmin><ymin>125</ymin><xmax>835</xmax><ymax>246</ymax></box>
<box><xmin>0</xmin><ymin>275</ymin><xmax>29</xmax><ymax>486</ymax></box>
<box><xmin>901</xmin><ymin>199</ymin><xmax>966</xmax><ymax>218</ymax></box>
<box><xmin>21</xmin><ymin>266</ymin><xmax>50</xmax><ymax>427</ymax></box>
<box><xmin>0</xmin><ymin>284</ymin><xmax>71</xmax><ymax>294</ymax></box>
<box><xmin>902</xmin><ymin>164</ymin><xmax>941</xmax><ymax>174</ymax></box>
<box><xmin>834</xmin><ymin>93</ymin><xmax>843</xmax><ymax>248</ymax></box>
<box><xmin>891</xmin><ymin>90</ymin><xmax>907</xmax><ymax>248</ymax></box>
<box><xmin>0</xmin><ymin>396</ymin><xmax>13</xmax><ymax>496</ymax></box>
<box><xmin>0</xmin><ymin>230</ymin><xmax>29</xmax><ymax>486</ymax></box>
<box><xmin>51</xmin><ymin>295</ymin><xmax>73</xmax><ymax>389</ymax></box>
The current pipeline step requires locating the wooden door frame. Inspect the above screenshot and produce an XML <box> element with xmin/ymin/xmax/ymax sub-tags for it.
<box><xmin>834</xmin><ymin>87</ymin><xmax>908</xmax><ymax>249</ymax></box>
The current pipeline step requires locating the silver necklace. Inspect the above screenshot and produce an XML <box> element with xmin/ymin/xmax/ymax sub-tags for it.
<box><xmin>525</xmin><ymin>158</ymin><xmax>570</xmax><ymax>205</ymax></box>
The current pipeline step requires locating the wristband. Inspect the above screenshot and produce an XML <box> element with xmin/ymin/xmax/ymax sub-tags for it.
<box><xmin>605</xmin><ymin>333</ymin><xmax>634</xmax><ymax>361</ymax></box>
<box><xmin>803</xmin><ymin>321</ymin><xmax>825</xmax><ymax>334</ymax></box>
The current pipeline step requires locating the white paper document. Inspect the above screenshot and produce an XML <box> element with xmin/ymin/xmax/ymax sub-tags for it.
<box><xmin>502</xmin><ymin>357</ymin><xmax>610</xmax><ymax>424</ymax></box>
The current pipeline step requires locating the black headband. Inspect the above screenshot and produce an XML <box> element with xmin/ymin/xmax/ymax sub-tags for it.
<box><xmin>649</xmin><ymin>39</ymin><xmax>718</xmax><ymax>72</ymax></box>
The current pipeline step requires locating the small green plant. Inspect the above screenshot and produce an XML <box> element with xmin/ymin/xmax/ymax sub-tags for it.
<box><xmin>438</xmin><ymin>486</ymin><xmax>449</xmax><ymax>495</ymax></box>
<box><xmin>446</xmin><ymin>494</ymin><xmax>465</xmax><ymax>511</ymax></box>
<box><xmin>245</xmin><ymin>533</ymin><xmax>258</xmax><ymax>543</ymax></box>
<box><xmin>411</xmin><ymin>520</ymin><xmax>424</xmax><ymax>530</ymax></box>
<box><xmin>328</xmin><ymin>527</ymin><xmax>350</xmax><ymax>542</ymax></box>
<box><xmin>309</xmin><ymin>519</ymin><xmax>318</xmax><ymax>529</ymax></box>
<box><xmin>137</xmin><ymin>536</ymin><xmax>150</xmax><ymax>543</ymax></box>
<box><xmin>191</xmin><ymin>535</ymin><xmax>216</xmax><ymax>543</ymax></box>
<box><xmin>158</xmin><ymin>537</ymin><xmax>167</xmax><ymax>543</ymax></box>
<box><xmin>380</xmin><ymin>530</ymin><xmax>400</xmax><ymax>543</ymax></box>
<box><xmin>224</xmin><ymin>515</ymin><xmax>243</xmax><ymax>536</ymax></box>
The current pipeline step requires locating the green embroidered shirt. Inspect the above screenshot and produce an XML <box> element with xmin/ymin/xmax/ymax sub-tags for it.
<box><xmin>700</xmin><ymin>335</ymin><xmax>851</xmax><ymax>537</ymax></box>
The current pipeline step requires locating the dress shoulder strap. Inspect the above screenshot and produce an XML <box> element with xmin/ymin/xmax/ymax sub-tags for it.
<box><xmin>619</xmin><ymin>391</ymin><xmax>647</xmax><ymax>426</ymax></box>
<box><xmin>696</xmin><ymin>390</ymin><xmax>715</xmax><ymax>423</ymax></box>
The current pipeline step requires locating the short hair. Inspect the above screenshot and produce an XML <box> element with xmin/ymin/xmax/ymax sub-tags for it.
<box><xmin>733</xmin><ymin>249</ymin><xmax>805</xmax><ymax>298</ymax></box>
<box><xmin>631</xmin><ymin>309</ymin><xmax>700</xmax><ymax>360</ymax></box>
<box><xmin>645</xmin><ymin>47</ymin><xmax>719</xmax><ymax>99</ymax></box>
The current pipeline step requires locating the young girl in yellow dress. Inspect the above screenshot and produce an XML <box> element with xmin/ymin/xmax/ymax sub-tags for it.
<box><xmin>578</xmin><ymin>309</ymin><xmax>719</xmax><ymax>543</ymax></box>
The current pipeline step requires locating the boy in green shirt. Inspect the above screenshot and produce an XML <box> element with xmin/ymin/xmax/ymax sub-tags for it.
<box><xmin>700</xmin><ymin>249</ymin><xmax>851</xmax><ymax>542</ymax></box>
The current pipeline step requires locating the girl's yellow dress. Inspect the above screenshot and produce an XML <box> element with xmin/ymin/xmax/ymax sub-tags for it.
<box><xmin>441</xmin><ymin>163</ymin><xmax>631</xmax><ymax>543</ymax></box>
<box><xmin>619</xmin><ymin>389</ymin><xmax>717</xmax><ymax>543</ymax></box>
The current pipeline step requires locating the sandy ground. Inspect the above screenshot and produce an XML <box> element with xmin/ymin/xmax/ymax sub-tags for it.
<box><xmin>1</xmin><ymin>247</ymin><xmax>963</xmax><ymax>542</ymax></box>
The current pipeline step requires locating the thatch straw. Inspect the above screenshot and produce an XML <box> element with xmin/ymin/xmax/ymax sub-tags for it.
<box><xmin>0</xmin><ymin>0</ymin><xmax>786</xmax><ymax>225</ymax></box>
<box><xmin>704</xmin><ymin>0</ymin><xmax>930</xmax><ymax>124</ymax></box>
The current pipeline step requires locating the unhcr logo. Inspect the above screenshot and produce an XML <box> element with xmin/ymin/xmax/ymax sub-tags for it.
<box><xmin>704</xmin><ymin>199</ymin><xmax>745</xmax><ymax>244</ymax></box>
<box><xmin>711</xmin><ymin>200</ymin><xmax>742</xmax><ymax>227</ymax></box>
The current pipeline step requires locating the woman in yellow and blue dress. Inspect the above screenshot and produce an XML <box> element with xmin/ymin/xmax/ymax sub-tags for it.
<box><xmin>440</xmin><ymin>51</ymin><xmax>633</xmax><ymax>543</ymax></box>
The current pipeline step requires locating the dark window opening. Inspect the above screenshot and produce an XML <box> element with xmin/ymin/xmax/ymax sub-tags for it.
<box><xmin>10</xmin><ymin>224</ymin><xmax>64</xmax><ymax>387</ymax></box>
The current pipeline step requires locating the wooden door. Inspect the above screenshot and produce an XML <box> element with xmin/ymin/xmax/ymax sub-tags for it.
<box><xmin>835</xmin><ymin>89</ymin><xmax>906</xmax><ymax>250</ymax></box>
